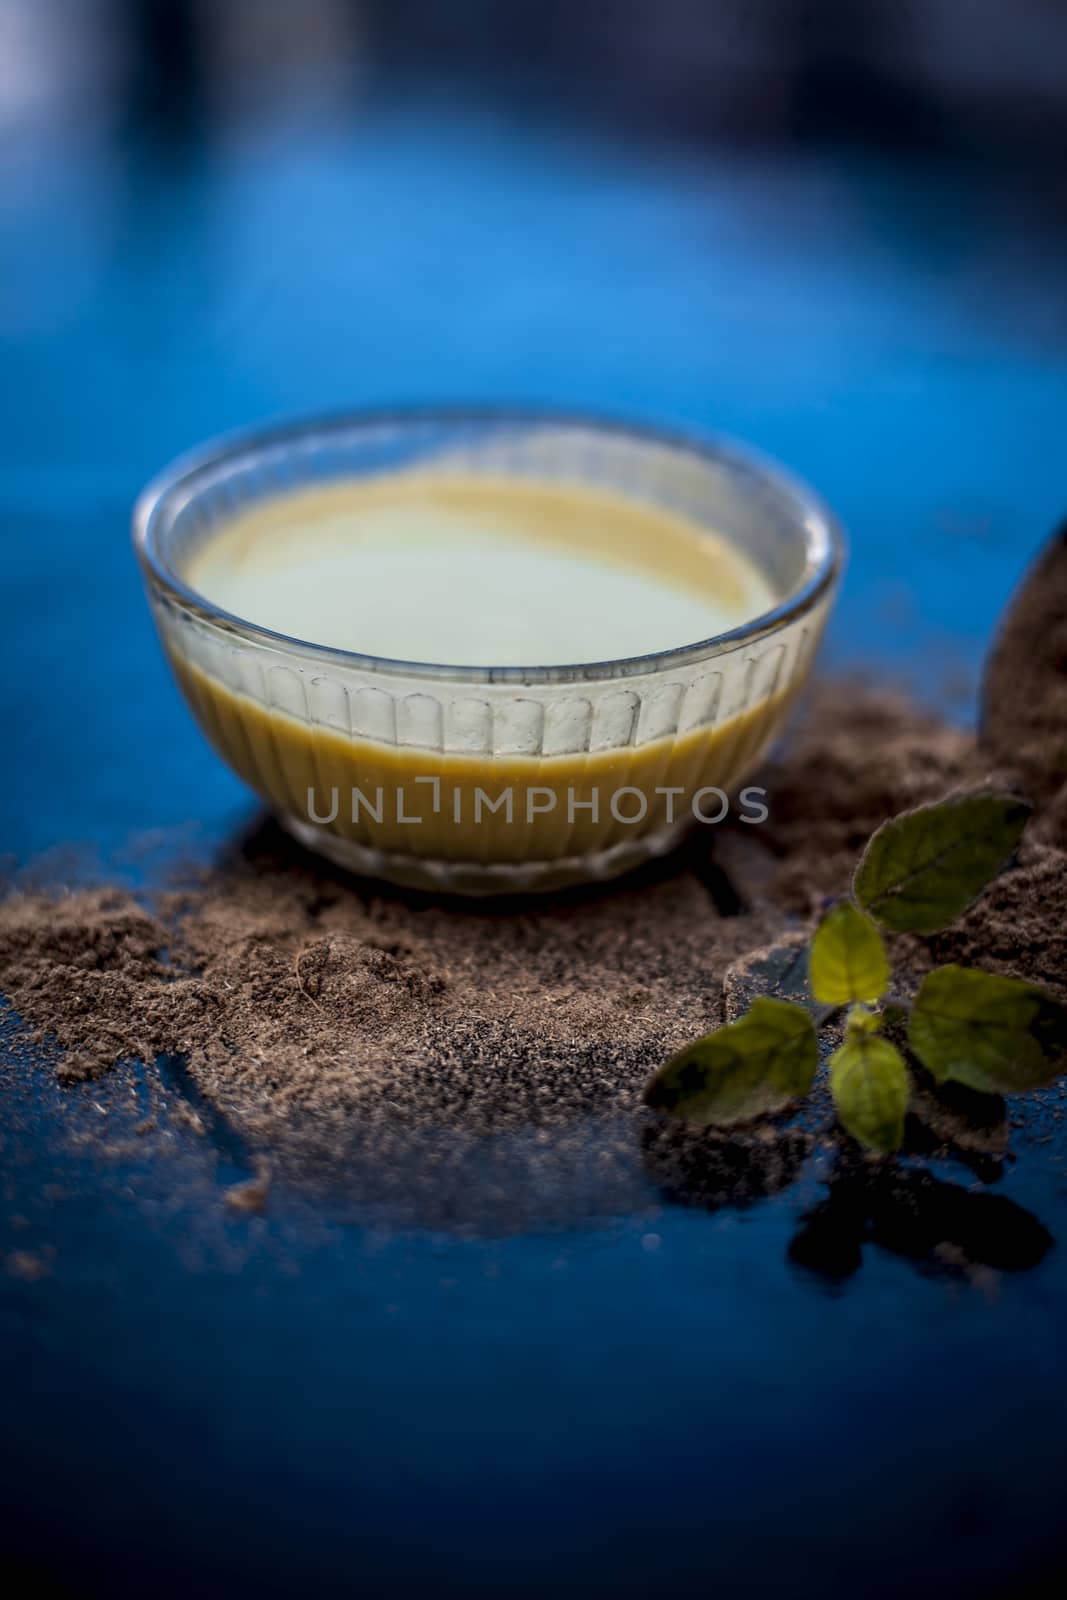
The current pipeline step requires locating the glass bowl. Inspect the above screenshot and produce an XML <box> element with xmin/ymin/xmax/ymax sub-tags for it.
<box><xmin>133</xmin><ymin>410</ymin><xmax>844</xmax><ymax>895</ymax></box>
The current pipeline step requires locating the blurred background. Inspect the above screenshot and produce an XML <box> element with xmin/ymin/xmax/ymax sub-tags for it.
<box><xmin>4</xmin><ymin>3</ymin><xmax>1067</xmax><ymax>862</ymax></box>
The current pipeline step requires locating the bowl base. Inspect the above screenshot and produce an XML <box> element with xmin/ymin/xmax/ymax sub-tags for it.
<box><xmin>279</xmin><ymin>814</ymin><xmax>691</xmax><ymax>896</ymax></box>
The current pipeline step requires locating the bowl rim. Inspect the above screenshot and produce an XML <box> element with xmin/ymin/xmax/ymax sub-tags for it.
<box><xmin>132</xmin><ymin>405</ymin><xmax>846</xmax><ymax>686</ymax></box>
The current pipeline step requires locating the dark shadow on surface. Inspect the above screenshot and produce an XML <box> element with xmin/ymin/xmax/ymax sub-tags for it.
<box><xmin>789</xmin><ymin>1162</ymin><xmax>1053</xmax><ymax>1282</ymax></box>
<box><xmin>640</xmin><ymin>1101</ymin><xmax>1052</xmax><ymax>1284</ymax></box>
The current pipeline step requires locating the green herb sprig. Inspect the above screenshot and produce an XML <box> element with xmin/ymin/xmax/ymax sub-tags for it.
<box><xmin>644</xmin><ymin>791</ymin><xmax>1067</xmax><ymax>1154</ymax></box>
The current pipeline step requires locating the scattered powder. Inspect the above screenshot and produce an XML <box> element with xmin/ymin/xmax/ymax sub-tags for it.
<box><xmin>0</xmin><ymin>827</ymin><xmax>774</xmax><ymax>1138</ymax></box>
<box><xmin>3</xmin><ymin>683</ymin><xmax>1063</xmax><ymax>1126</ymax></box>
<box><xmin>3</xmin><ymin>513</ymin><xmax>1067</xmax><ymax>1240</ymax></box>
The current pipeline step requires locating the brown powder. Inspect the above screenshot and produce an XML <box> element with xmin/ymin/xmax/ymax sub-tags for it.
<box><xmin>981</xmin><ymin>519</ymin><xmax>1067</xmax><ymax>834</ymax></box>
<box><xmin>2</xmin><ymin>679</ymin><xmax>1059</xmax><ymax>1095</ymax></box>
<box><xmin>0</xmin><ymin>825</ymin><xmax>776</xmax><ymax>1125</ymax></box>
<box><xmin>2</xmin><ymin>659</ymin><xmax>1066</xmax><ymax>1228</ymax></box>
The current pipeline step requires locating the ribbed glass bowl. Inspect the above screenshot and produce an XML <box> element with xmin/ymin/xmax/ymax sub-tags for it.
<box><xmin>133</xmin><ymin>410</ymin><xmax>844</xmax><ymax>894</ymax></box>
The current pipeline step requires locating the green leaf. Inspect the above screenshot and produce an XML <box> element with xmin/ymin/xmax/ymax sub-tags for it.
<box><xmin>809</xmin><ymin>901</ymin><xmax>889</xmax><ymax>1004</ymax></box>
<box><xmin>643</xmin><ymin>998</ymin><xmax>818</xmax><ymax>1127</ymax></box>
<box><xmin>853</xmin><ymin>792</ymin><xmax>1030</xmax><ymax>933</ymax></box>
<box><xmin>829</xmin><ymin>1034</ymin><xmax>909</xmax><ymax>1153</ymax></box>
<box><xmin>909</xmin><ymin>965</ymin><xmax>1067</xmax><ymax>1094</ymax></box>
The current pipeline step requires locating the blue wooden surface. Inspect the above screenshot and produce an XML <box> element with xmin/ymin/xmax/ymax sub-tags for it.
<box><xmin>2</xmin><ymin>100</ymin><xmax>1066</xmax><ymax>1596</ymax></box>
